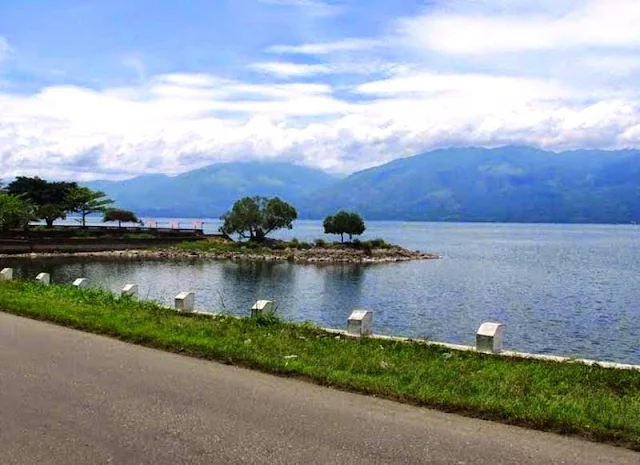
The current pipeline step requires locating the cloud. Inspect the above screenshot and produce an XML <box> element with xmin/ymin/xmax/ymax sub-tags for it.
<box><xmin>398</xmin><ymin>0</ymin><xmax>640</xmax><ymax>55</ymax></box>
<box><xmin>2</xmin><ymin>67</ymin><xmax>640</xmax><ymax>181</ymax></box>
<box><xmin>248</xmin><ymin>60</ymin><xmax>396</xmax><ymax>77</ymax></box>
<box><xmin>0</xmin><ymin>37</ymin><xmax>11</xmax><ymax>63</ymax></box>
<box><xmin>356</xmin><ymin>72</ymin><xmax>570</xmax><ymax>103</ymax></box>
<box><xmin>257</xmin><ymin>0</ymin><xmax>344</xmax><ymax>16</ymax></box>
<box><xmin>2</xmin><ymin>0</ymin><xmax>640</xmax><ymax>181</ymax></box>
<box><xmin>267</xmin><ymin>38</ymin><xmax>381</xmax><ymax>55</ymax></box>
<box><xmin>249</xmin><ymin>62</ymin><xmax>333</xmax><ymax>77</ymax></box>
<box><xmin>121</xmin><ymin>56</ymin><xmax>146</xmax><ymax>81</ymax></box>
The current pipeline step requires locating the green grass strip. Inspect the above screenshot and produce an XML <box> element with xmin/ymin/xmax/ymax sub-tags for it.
<box><xmin>1</xmin><ymin>280</ymin><xmax>639</xmax><ymax>450</ymax></box>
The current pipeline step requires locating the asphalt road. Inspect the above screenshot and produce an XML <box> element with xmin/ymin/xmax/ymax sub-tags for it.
<box><xmin>0</xmin><ymin>312</ymin><xmax>637</xmax><ymax>464</ymax></box>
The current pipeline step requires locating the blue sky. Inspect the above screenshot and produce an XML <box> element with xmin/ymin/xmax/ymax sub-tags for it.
<box><xmin>1</xmin><ymin>0</ymin><xmax>640</xmax><ymax>180</ymax></box>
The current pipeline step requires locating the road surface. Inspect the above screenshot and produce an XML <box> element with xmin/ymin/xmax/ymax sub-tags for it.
<box><xmin>0</xmin><ymin>312</ymin><xmax>637</xmax><ymax>464</ymax></box>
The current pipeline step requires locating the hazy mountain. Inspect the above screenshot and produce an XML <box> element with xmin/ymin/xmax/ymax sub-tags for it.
<box><xmin>299</xmin><ymin>146</ymin><xmax>640</xmax><ymax>223</ymax></box>
<box><xmin>86</xmin><ymin>147</ymin><xmax>640</xmax><ymax>223</ymax></box>
<box><xmin>86</xmin><ymin>162</ymin><xmax>338</xmax><ymax>218</ymax></box>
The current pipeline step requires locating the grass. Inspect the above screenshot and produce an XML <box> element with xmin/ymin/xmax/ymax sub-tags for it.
<box><xmin>173</xmin><ymin>237</ymin><xmax>396</xmax><ymax>253</ymax></box>
<box><xmin>1</xmin><ymin>280</ymin><xmax>639</xmax><ymax>450</ymax></box>
<box><xmin>173</xmin><ymin>240</ymin><xmax>263</xmax><ymax>254</ymax></box>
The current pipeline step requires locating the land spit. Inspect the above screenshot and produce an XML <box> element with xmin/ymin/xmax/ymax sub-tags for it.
<box><xmin>0</xmin><ymin>246</ymin><xmax>439</xmax><ymax>264</ymax></box>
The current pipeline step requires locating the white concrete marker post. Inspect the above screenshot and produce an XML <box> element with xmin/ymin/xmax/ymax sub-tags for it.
<box><xmin>251</xmin><ymin>300</ymin><xmax>275</xmax><ymax>317</ymax></box>
<box><xmin>175</xmin><ymin>292</ymin><xmax>195</xmax><ymax>312</ymax></box>
<box><xmin>476</xmin><ymin>322</ymin><xmax>504</xmax><ymax>354</ymax></box>
<box><xmin>35</xmin><ymin>273</ymin><xmax>51</xmax><ymax>285</ymax></box>
<box><xmin>0</xmin><ymin>268</ymin><xmax>13</xmax><ymax>281</ymax></box>
<box><xmin>73</xmin><ymin>278</ymin><xmax>89</xmax><ymax>289</ymax></box>
<box><xmin>347</xmin><ymin>310</ymin><xmax>373</xmax><ymax>337</ymax></box>
<box><xmin>121</xmin><ymin>284</ymin><xmax>138</xmax><ymax>298</ymax></box>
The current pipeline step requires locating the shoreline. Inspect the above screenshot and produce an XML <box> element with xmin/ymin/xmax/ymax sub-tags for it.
<box><xmin>0</xmin><ymin>246</ymin><xmax>439</xmax><ymax>264</ymax></box>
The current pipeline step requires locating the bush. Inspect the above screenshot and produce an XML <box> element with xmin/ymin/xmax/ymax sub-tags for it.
<box><xmin>369</xmin><ymin>238</ymin><xmax>391</xmax><ymax>249</ymax></box>
<box><xmin>314</xmin><ymin>238</ymin><xmax>327</xmax><ymax>248</ymax></box>
<box><xmin>287</xmin><ymin>238</ymin><xmax>311</xmax><ymax>250</ymax></box>
<box><xmin>244</xmin><ymin>241</ymin><xmax>261</xmax><ymax>250</ymax></box>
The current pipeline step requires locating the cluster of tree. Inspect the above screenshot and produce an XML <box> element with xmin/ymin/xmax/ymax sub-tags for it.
<box><xmin>0</xmin><ymin>176</ymin><xmax>138</xmax><ymax>231</ymax></box>
<box><xmin>220</xmin><ymin>196</ymin><xmax>366</xmax><ymax>243</ymax></box>
<box><xmin>220</xmin><ymin>196</ymin><xmax>298</xmax><ymax>242</ymax></box>
<box><xmin>322</xmin><ymin>211</ymin><xmax>365</xmax><ymax>243</ymax></box>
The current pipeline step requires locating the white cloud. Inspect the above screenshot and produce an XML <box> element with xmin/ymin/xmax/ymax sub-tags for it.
<box><xmin>248</xmin><ymin>60</ymin><xmax>396</xmax><ymax>77</ymax></box>
<box><xmin>2</xmin><ymin>0</ymin><xmax>640</xmax><ymax>181</ymax></box>
<box><xmin>356</xmin><ymin>72</ymin><xmax>570</xmax><ymax>103</ymax></box>
<box><xmin>2</xmin><ymin>67</ymin><xmax>640</xmax><ymax>181</ymax></box>
<box><xmin>257</xmin><ymin>0</ymin><xmax>343</xmax><ymax>16</ymax></box>
<box><xmin>0</xmin><ymin>36</ymin><xmax>11</xmax><ymax>64</ymax></box>
<box><xmin>267</xmin><ymin>38</ymin><xmax>381</xmax><ymax>55</ymax></box>
<box><xmin>121</xmin><ymin>56</ymin><xmax>146</xmax><ymax>81</ymax></box>
<box><xmin>250</xmin><ymin>62</ymin><xmax>333</xmax><ymax>77</ymax></box>
<box><xmin>399</xmin><ymin>0</ymin><xmax>640</xmax><ymax>55</ymax></box>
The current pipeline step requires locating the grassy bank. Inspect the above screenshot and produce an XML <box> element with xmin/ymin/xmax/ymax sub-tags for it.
<box><xmin>1</xmin><ymin>280</ymin><xmax>639</xmax><ymax>450</ymax></box>
<box><xmin>172</xmin><ymin>237</ymin><xmax>397</xmax><ymax>254</ymax></box>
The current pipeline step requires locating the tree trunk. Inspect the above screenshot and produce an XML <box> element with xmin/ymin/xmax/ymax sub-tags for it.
<box><xmin>340</xmin><ymin>233</ymin><xmax>344</xmax><ymax>243</ymax></box>
<box><xmin>45</xmin><ymin>218</ymin><xmax>54</xmax><ymax>228</ymax></box>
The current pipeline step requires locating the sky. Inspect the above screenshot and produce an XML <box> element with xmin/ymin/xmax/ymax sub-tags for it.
<box><xmin>1</xmin><ymin>0</ymin><xmax>640</xmax><ymax>180</ymax></box>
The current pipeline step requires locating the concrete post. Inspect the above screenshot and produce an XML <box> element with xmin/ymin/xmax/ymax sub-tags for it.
<box><xmin>175</xmin><ymin>292</ymin><xmax>195</xmax><ymax>312</ymax></box>
<box><xmin>476</xmin><ymin>322</ymin><xmax>504</xmax><ymax>354</ymax></box>
<box><xmin>0</xmin><ymin>268</ymin><xmax>13</xmax><ymax>281</ymax></box>
<box><xmin>347</xmin><ymin>310</ymin><xmax>373</xmax><ymax>337</ymax></box>
<box><xmin>121</xmin><ymin>284</ymin><xmax>138</xmax><ymax>298</ymax></box>
<box><xmin>73</xmin><ymin>278</ymin><xmax>89</xmax><ymax>288</ymax></box>
<box><xmin>35</xmin><ymin>273</ymin><xmax>51</xmax><ymax>285</ymax></box>
<box><xmin>251</xmin><ymin>300</ymin><xmax>275</xmax><ymax>317</ymax></box>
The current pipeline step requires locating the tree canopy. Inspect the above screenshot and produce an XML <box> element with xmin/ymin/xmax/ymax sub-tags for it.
<box><xmin>68</xmin><ymin>187</ymin><xmax>114</xmax><ymax>227</ymax></box>
<box><xmin>103</xmin><ymin>209</ymin><xmax>139</xmax><ymax>227</ymax></box>
<box><xmin>0</xmin><ymin>193</ymin><xmax>35</xmax><ymax>231</ymax></box>
<box><xmin>323</xmin><ymin>211</ymin><xmax>366</xmax><ymax>243</ymax></box>
<box><xmin>6</xmin><ymin>177</ymin><xmax>118</xmax><ymax>227</ymax></box>
<box><xmin>220</xmin><ymin>196</ymin><xmax>297</xmax><ymax>242</ymax></box>
<box><xmin>7</xmin><ymin>176</ymin><xmax>78</xmax><ymax>227</ymax></box>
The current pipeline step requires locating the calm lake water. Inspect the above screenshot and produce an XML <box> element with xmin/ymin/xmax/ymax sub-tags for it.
<box><xmin>4</xmin><ymin>220</ymin><xmax>640</xmax><ymax>365</ymax></box>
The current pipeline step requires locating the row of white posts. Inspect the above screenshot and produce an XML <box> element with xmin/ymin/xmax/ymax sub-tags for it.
<box><xmin>0</xmin><ymin>267</ymin><xmax>505</xmax><ymax>354</ymax></box>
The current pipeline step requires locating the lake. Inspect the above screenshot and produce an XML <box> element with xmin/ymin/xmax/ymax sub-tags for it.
<box><xmin>4</xmin><ymin>220</ymin><xmax>640</xmax><ymax>365</ymax></box>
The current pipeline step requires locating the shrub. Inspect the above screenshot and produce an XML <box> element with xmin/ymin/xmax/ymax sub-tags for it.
<box><xmin>369</xmin><ymin>238</ymin><xmax>391</xmax><ymax>249</ymax></box>
<box><xmin>314</xmin><ymin>238</ymin><xmax>327</xmax><ymax>248</ymax></box>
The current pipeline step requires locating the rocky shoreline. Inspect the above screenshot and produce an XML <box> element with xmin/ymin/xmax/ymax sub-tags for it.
<box><xmin>1</xmin><ymin>245</ymin><xmax>439</xmax><ymax>264</ymax></box>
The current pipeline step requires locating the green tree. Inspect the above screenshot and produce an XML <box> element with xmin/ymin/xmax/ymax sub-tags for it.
<box><xmin>103</xmin><ymin>209</ymin><xmax>139</xmax><ymax>227</ymax></box>
<box><xmin>7</xmin><ymin>176</ymin><xmax>78</xmax><ymax>227</ymax></box>
<box><xmin>68</xmin><ymin>187</ymin><xmax>114</xmax><ymax>227</ymax></box>
<box><xmin>0</xmin><ymin>193</ymin><xmax>36</xmax><ymax>231</ymax></box>
<box><xmin>323</xmin><ymin>211</ymin><xmax>366</xmax><ymax>243</ymax></box>
<box><xmin>220</xmin><ymin>196</ymin><xmax>297</xmax><ymax>242</ymax></box>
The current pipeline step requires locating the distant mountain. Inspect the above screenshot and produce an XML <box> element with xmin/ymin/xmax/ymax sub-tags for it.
<box><xmin>298</xmin><ymin>146</ymin><xmax>640</xmax><ymax>223</ymax></box>
<box><xmin>85</xmin><ymin>162</ymin><xmax>337</xmax><ymax>218</ymax></box>
<box><xmin>86</xmin><ymin>147</ymin><xmax>640</xmax><ymax>223</ymax></box>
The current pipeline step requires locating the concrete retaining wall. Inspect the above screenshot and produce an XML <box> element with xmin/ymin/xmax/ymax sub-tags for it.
<box><xmin>0</xmin><ymin>237</ymin><xmax>207</xmax><ymax>254</ymax></box>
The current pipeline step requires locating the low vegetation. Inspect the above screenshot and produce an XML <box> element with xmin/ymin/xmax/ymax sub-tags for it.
<box><xmin>1</xmin><ymin>280</ymin><xmax>639</xmax><ymax>450</ymax></box>
<box><xmin>173</xmin><ymin>237</ymin><xmax>395</xmax><ymax>254</ymax></box>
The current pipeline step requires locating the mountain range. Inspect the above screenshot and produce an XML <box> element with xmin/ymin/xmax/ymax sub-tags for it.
<box><xmin>85</xmin><ymin>146</ymin><xmax>640</xmax><ymax>224</ymax></box>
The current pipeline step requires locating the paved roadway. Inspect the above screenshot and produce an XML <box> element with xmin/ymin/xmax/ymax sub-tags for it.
<box><xmin>0</xmin><ymin>312</ymin><xmax>638</xmax><ymax>465</ymax></box>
